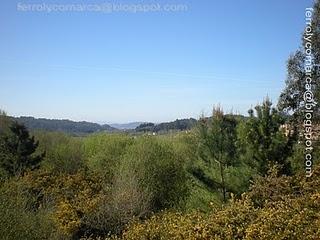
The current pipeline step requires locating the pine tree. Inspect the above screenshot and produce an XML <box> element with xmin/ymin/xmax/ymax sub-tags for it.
<box><xmin>0</xmin><ymin>121</ymin><xmax>44</xmax><ymax>176</ymax></box>
<box><xmin>197</xmin><ymin>106</ymin><xmax>238</xmax><ymax>202</ymax></box>
<box><xmin>238</xmin><ymin>98</ymin><xmax>294</xmax><ymax>175</ymax></box>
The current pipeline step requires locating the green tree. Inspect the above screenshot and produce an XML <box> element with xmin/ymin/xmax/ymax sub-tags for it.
<box><xmin>197</xmin><ymin>106</ymin><xmax>238</xmax><ymax>202</ymax></box>
<box><xmin>0</xmin><ymin>121</ymin><xmax>44</xmax><ymax>177</ymax></box>
<box><xmin>237</xmin><ymin>98</ymin><xmax>294</xmax><ymax>175</ymax></box>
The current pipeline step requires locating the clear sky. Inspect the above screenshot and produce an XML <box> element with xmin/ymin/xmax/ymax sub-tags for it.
<box><xmin>0</xmin><ymin>0</ymin><xmax>313</xmax><ymax>123</ymax></box>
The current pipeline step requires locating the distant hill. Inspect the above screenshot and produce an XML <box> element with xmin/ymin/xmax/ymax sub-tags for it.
<box><xmin>109</xmin><ymin>122</ymin><xmax>145</xmax><ymax>130</ymax></box>
<box><xmin>12</xmin><ymin>116</ymin><xmax>117</xmax><ymax>135</ymax></box>
<box><xmin>11</xmin><ymin>115</ymin><xmax>247</xmax><ymax>135</ymax></box>
<box><xmin>135</xmin><ymin>118</ymin><xmax>197</xmax><ymax>133</ymax></box>
<box><xmin>10</xmin><ymin>116</ymin><xmax>198</xmax><ymax>135</ymax></box>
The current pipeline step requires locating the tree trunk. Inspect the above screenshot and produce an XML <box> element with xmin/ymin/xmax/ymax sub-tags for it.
<box><xmin>220</xmin><ymin>162</ymin><xmax>226</xmax><ymax>202</ymax></box>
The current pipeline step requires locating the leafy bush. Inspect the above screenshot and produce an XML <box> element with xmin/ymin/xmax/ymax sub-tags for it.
<box><xmin>81</xmin><ymin>136</ymin><xmax>190</xmax><ymax>237</ymax></box>
<box><xmin>84</xmin><ymin>133</ymin><xmax>134</xmax><ymax>182</ymax></box>
<box><xmin>119</xmin><ymin>137</ymin><xmax>190</xmax><ymax>211</ymax></box>
<box><xmin>109</xmin><ymin>164</ymin><xmax>320</xmax><ymax>240</ymax></box>
<box><xmin>35</xmin><ymin>131</ymin><xmax>85</xmax><ymax>174</ymax></box>
<box><xmin>0</xmin><ymin>177</ymin><xmax>58</xmax><ymax>240</ymax></box>
<box><xmin>6</xmin><ymin>170</ymin><xmax>103</xmax><ymax>239</ymax></box>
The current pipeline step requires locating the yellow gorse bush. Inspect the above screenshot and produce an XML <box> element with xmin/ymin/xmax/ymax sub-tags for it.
<box><xmin>18</xmin><ymin>170</ymin><xmax>104</xmax><ymax>238</ymax></box>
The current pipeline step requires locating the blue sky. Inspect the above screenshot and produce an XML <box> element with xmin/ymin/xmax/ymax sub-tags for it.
<box><xmin>0</xmin><ymin>0</ymin><xmax>313</xmax><ymax>123</ymax></box>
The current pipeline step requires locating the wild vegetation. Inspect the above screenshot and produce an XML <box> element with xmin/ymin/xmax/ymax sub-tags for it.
<box><xmin>0</xmin><ymin>1</ymin><xmax>319</xmax><ymax>239</ymax></box>
<box><xmin>0</xmin><ymin>96</ymin><xmax>319</xmax><ymax>240</ymax></box>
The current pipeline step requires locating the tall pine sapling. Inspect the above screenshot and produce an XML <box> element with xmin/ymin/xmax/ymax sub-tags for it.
<box><xmin>197</xmin><ymin>107</ymin><xmax>238</xmax><ymax>202</ymax></box>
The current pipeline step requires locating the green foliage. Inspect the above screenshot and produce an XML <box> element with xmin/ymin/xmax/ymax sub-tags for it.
<box><xmin>12</xmin><ymin>170</ymin><xmax>104</xmax><ymax>239</ymax></box>
<box><xmin>0</xmin><ymin>176</ymin><xmax>58</xmax><ymax>240</ymax></box>
<box><xmin>0</xmin><ymin>121</ymin><xmax>44</xmax><ymax>177</ymax></box>
<box><xmin>0</xmin><ymin>105</ymin><xmax>316</xmax><ymax>240</ymax></box>
<box><xmin>110</xmin><ymin>164</ymin><xmax>320</xmax><ymax>240</ymax></box>
<box><xmin>0</xmin><ymin>131</ymin><xmax>192</xmax><ymax>238</ymax></box>
<box><xmin>1</xmin><ymin>3</ymin><xmax>320</xmax><ymax>239</ymax></box>
<box><xmin>84</xmin><ymin>133</ymin><xmax>134</xmax><ymax>182</ymax></box>
<box><xmin>119</xmin><ymin>137</ymin><xmax>190</xmax><ymax>211</ymax></box>
<box><xmin>237</xmin><ymin>98</ymin><xmax>293</xmax><ymax>175</ymax></box>
<box><xmin>196</xmin><ymin>107</ymin><xmax>240</xmax><ymax>202</ymax></box>
<box><xmin>288</xmin><ymin>139</ymin><xmax>320</xmax><ymax>174</ymax></box>
<box><xmin>224</xmin><ymin>164</ymin><xmax>254</xmax><ymax>195</ymax></box>
<box><xmin>156</xmin><ymin>131</ymin><xmax>222</xmax><ymax>211</ymax></box>
<box><xmin>0</xmin><ymin>122</ymin><xmax>318</xmax><ymax>240</ymax></box>
<box><xmin>35</xmin><ymin>131</ymin><xmax>85</xmax><ymax>174</ymax></box>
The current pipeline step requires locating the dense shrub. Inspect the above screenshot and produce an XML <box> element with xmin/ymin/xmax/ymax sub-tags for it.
<box><xmin>35</xmin><ymin>131</ymin><xmax>85</xmax><ymax>174</ymax></box>
<box><xmin>0</xmin><ymin>126</ymin><xmax>318</xmax><ymax>240</ymax></box>
<box><xmin>84</xmin><ymin>134</ymin><xmax>134</xmax><ymax>182</ymax></box>
<box><xmin>119</xmin><ymin>137</ymin><xmax>190</xmax><ymax>211</ymax></box>
<box><xmin>4</xmin><ymin>170</ymin><xmax>104</xmax><ymax>239</ymax></box>
<box><xmin>0</xmin><ymin>177</ymin><xmax>58</xmax><ymax>240</ymax></box>
<box><xmin>81</xmin><ymin>136</ymin><xmax>191</xmax><ymax>237</ymax></box>
<box><xmin>107</xmin><ymin>164</ymin><xmax>320</xmax><ymax>240</ymax></box>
